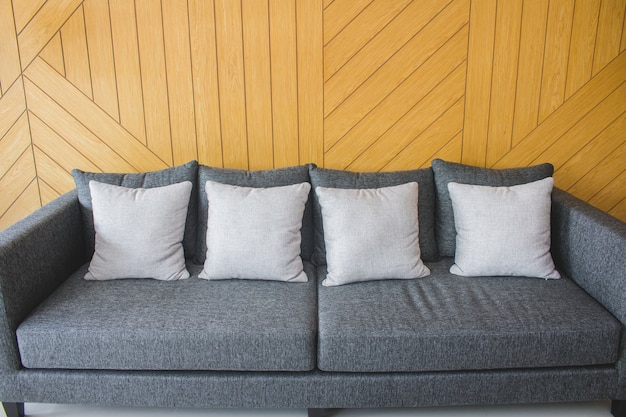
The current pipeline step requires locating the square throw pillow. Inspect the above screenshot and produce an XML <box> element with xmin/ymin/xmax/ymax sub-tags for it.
<box><xmin>315</xmin><ymin>182</ymin><xmax>430</xmax><ymax>286</ymax></box>
<box><xmin>86</xmin><ymin>180</ymin><xmax>193</xmax><ymax>281</ymax></box>
<box><xmin>448</xmin><ymin>177</ymin><xmax>560</xmax><ymax>279</ymax></box>
<box><xmin>431</xmin><ymin>159</ymin><xmax>554</xmax><ymax>257</ymax></box>
<box><xmin>196</xmin><ymin>164</ymin><xmax>313</xmax><ymax>264</ymax></box>
<box><xmin>309</xmin><ymin>165</ymin><xmax>438</xmax><ymax>265</ymax></box>
<box><xmin>199</xmin><ymin>180</ymin><xmax>311</xmax><ymax>282</ymax></box>
<box><xmin>72</xmin><ymin>161</ymin><xmax>199</xmax><ymax>260</ymax></box>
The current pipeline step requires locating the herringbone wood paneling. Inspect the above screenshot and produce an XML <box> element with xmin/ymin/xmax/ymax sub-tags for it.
<box><xmin>323</xmin><ymin>0</ymin><xmax>625</xmax><ymax>221</ymax></box>
<box><xmin>0</xmin><ymin>0</ymin><xmax>624</xmax><ymax>229</ymax></box>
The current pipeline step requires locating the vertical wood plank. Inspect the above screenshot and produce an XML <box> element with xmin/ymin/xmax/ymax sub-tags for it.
<box><xmin>242</xmin><ymin>0</ymin><xmax>274</xmax><ymax>170</ymax></box>
<box><xmin>622</xmin><ymin>10</ymin><xmax>626</xmax><ymax>52</ymax></box>
<box><xmin>538</xmin><ymin>0</ymin><xmax>575</xmax><ymax>123</ymax></box>
<box><xmin>189</xmin><ymin>0</ymin><xmax>223</xmax><ymax>168</ymax></box>
<box><xmin>512</xmin><ymin>0</ymin><xmax>549</xmax><ymax>145</ymax></box>
<box><xmin>462</xmin><ymin>0</ymin><xmax>497</xmax><ymax>166</ymax></box>
<box><xmin>39</xmin><ymin>33</ymin><xmax>65</xmax><ymax>77</ymax></box>
<box><xmin>565</xmin><ymin>0</ymin><xmax>601</xmax><ymax>98</ymax></box>
<box><xmin>109</xmin><ymin>0</ymin><xmax>146</xmax><ymax>144</ymax></box>
<box><xmin>215</xmin><ymin>0</ymin><xmax>248</xmax><ymax>169</ymax></box>
<box><xmin>593</xmin><ymin>0</ymin><xmax>626</xmax><ymax>74</ymax></box>
<box><xmin>297</xmin><ymin>0</ymin><xmax>324</xmax><ymax>166</ymax></box>
<box><xmin>84</xmin><ymin>0</ymin><xmax>119</xmax><ymax>120</ymax></box>
<box><xmin>270</xmin><ymin>0</ymin><xmax>299</xmax><ymax>168</ymax></box>
<box><xmin>0</xmin><ymin>0</ymin><xmax>22</xmax><ymax>94</ymax></box>
<box><xmin>486</xmin><ymin>0</ymin><xmax>523</xmax><ymax>167</ymax></box>
<box><xmin>162</xmin><ymin>0</ymin><xmax>197</xmax><ymax>165</ymax></box>
<box><xmin>136</xmin><ymin>0</ymin><xmax>173</xmax><ymax>165</ymax></box>
<box><xmin>61</xmin><ymin>6</ymin><xmax>93</xmax><ymax>99</ymax></box>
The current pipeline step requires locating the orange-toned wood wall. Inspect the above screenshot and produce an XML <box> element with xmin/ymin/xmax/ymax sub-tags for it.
<box><xmin>1</xmin><ymin>0</ymin><xmax>625</xmax><ymax>230</ymax></box>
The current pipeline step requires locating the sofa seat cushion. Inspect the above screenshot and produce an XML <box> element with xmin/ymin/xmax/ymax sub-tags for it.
<box><xmin>16</xmin><ymin>263</ymin><xmax>317</xmax><ymax>371</ymax></box>
<box><xmin>317</xmin><ymin>259</ymin><xmax>621</xmax><ymax>372</ymax></box>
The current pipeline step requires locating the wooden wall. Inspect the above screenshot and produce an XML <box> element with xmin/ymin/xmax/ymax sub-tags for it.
<box><xmin>1</xmin><ymin>0</ymin><xmax>625</xmax><ymax>230</ymax></box>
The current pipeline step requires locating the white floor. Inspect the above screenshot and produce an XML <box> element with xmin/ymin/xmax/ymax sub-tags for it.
<box><xmin>0</xmin><ymin>401</ymin><xmax>613</xmax><ymax>417</ymax></box>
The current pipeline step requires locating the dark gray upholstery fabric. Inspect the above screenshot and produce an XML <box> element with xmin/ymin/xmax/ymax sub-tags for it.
<box><xmin>71</xmin><ymin>161</ymin><xmax>199</xmax><ymax>260</ymax></box>
<box><xmin>16</xmin><ymin>263</ymin><xmax>317</xmax><ymax>372</ymax></box>
<box><xmin>15</xmin><ymin>367</ymin><xmax>615</xmax><ymax>408</ymax></box>
<box><xmin>0</xmin><ymin>191</ymin><xmax>84</xmax><ymax>375</ymax></box>
<box><xmin>196</xmin><ymin>164</ymin><xmax>313</xmax><ymax>264</ymax></box>
<box><xmin>317</xmin><ymin>259</ymin><xmax>621</xmax><ymax>372</ymax></box>
<box><xmin>431</xmin><ymin>159</ymin><xmax>554</xmax><ymax>257</ymax></box>
<box><xmin>551</xmin><ymin>188</ymin><xmax>626</xmax><ymax>399</ymax></box>
<box><xmin>308</xmin><ymin>166</ymin><xmax>438</xmax><ymax>266</ymax></box>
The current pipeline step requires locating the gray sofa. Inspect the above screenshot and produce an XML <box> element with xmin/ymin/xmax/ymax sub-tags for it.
<box><xmin>0</xmin><ymin>160</ymin><xmax>624</xmax><ymax>417</ymax></box>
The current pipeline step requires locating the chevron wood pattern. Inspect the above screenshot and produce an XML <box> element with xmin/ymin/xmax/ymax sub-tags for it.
<box><xmin>0</xmin><ymin>0</ymin><xmax>624</xmax><ymax>230</ymax></box>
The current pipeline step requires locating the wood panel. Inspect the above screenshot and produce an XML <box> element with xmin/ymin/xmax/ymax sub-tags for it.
<box><xmin>0</xmin><ymin>0</ymin><xmax>21</xmax><ymax>95</ymax></box>
<box><xmin>189</xmin><ymin>0</ymin><xmax>223</xmax><ymax>168</ymax></box>
<box><xmin>1</xmin><ymin>0</ymin><xmax>625</xmax><ymax>229</ymax></box>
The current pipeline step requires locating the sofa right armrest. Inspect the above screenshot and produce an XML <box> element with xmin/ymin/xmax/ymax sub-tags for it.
<box><xmin>0</xmin><ymin>190</ymin><xmax>86</xmax><ymax>371</ymax></box>
<box><xmin>551</xmin><ymin>188</ymin><xmax>626</xmax><ymax>324</ymax></box>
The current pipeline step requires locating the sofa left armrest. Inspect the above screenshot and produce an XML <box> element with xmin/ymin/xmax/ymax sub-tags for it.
<box><xmin>0</xmin><ymin>190</ymin><xmax>86</xmax><ymax>372</ymax></box>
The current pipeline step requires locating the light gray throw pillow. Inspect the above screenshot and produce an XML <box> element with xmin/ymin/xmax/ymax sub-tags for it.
<box><xmin>448</xmin><ymin>178</ymin><xmax>560</xmax><ymax>279</ymax></box>
<box><xmin>86</xmin><ymin>180</ymin><xmax>193</xmax><ymax>281</ymax></box>
<box><xmin>315</xmin><ymin>182</ymin><xmax>430</xmax><ymax>286</ymax></box>
<box><xmin>199</xmin><ymin>180</ymin><xmax>311</xmax><ymax>282</ymax></box>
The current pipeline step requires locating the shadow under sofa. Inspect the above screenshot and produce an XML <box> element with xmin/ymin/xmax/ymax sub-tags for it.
<box><xmin>0</xmin><ymin>161</ymin><xmax>624</xmax><ymax>417</ymax></box>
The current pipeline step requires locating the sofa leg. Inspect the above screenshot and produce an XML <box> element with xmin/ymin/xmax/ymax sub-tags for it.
<box><xmin>308</xmin><ymin>409</ymin><xmax>338</xmax><ymax>417</ymax></box>
<box><xmin>612</xmin><ymin>400</ymin><xmax>626</xmax><ymax>417</ymax></box>
<box><xmin>1</xmin><ymin>403</ymin><xmax>24</xmax><ymax>417</ymax></box>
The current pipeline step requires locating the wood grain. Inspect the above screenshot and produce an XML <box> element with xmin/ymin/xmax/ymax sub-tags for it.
<box><xmin>1</xmin><ymin>0</ymin><xmax>625</xmax><ymax>228</ymax></box>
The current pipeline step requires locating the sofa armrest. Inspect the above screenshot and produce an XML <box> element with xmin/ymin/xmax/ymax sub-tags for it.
<box><xmin>551</xmin><ymin>188</ymin><xmax>626</xmax><ymax>400</ymax></box>
<box><xmin>0</xmin><ymin>190</ymin><xmax>86</xmax><ymax>371</ymax></box>
<box><xmin>551</xmin><ymin>188</ymin><xmax>626</xmax><ymax>324</ymax></box>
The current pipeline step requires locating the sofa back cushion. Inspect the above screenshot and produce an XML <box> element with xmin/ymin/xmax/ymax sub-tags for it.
<box><xmin>431</xmin><ymin>159</ymin><xmax>554</xmax><ymax>258</ymax></box>
<box><xmin>72</xmin><ymin>161</ymin><xmax>199</xmax><ymax>260</ymax></box>
<box><xmin>309</xmin><ymin>166</ymin><xmax>438</xmax><ymax>266</ymax></box>
<box><xmin>196</xmin><ymin>164</ymin><xmax>313</xmax><ymax>264</ymax></box>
